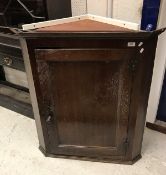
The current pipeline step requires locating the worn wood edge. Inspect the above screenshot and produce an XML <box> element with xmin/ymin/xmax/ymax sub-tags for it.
<box><xmin>20</xmin><ymin>38</ymin><xmax>46</xmax><ymax>150</ymax></box>
<box><xmin>22</xmin><ymin>14</ymin><xmax>139</xmax><ymax>31</ymax></box>
<box><xmin>19</xmin><ymin>32</ymin><xmax>153</xmax><ymax>40</ymax></box>
<box><xmin>39</xmin><ymin>146</ymin><xmax>141</xmax><ymax>165</ymax></box>
<box><xmin>146</xmin><ymin>122</ymin><xmax>166</xmax><ymax>134</ymax></box>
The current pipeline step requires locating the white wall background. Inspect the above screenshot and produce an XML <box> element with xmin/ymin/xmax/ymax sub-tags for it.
<box><xmin>71</xmin><ymin>0</ymin><xmax>87</xmax><ymax>16</ymax></box>
<box><xmin>87</xmin><ymin>0</ymin><xmax>109</xmax><ymax>17</ymax></box>
<box><xmin>112</xmin><ymin>0</ymin><xmax>143</xmax><ymax>23</ymax></box>
<box><xmin>71</xmin><ymin>0</ymin><xmax>143</xmax><ymax>24</ymax></box>
<box><xmin>146</xmin><ymin>0</ymin><xmax>166</xmax><ymax>123</ymax></box>
<box><xmin>71</xmin><ymin>0</ymin><xmax>110</xmax><ymax>17</ymax></box>
<box><xmin>71</xmin><ymin>0</ymin><xmax>166</xmax><ymax>123</ymax></box>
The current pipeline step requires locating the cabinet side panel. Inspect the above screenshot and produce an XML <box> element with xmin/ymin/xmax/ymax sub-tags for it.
<box><xmin>132</xmin><ymin>37</ymin><xmax>158</xmax><ymax>158</ymax></box>
<box><xmin>20</xmin><ymin>38</ymin><xmax>46</xmax><ymax>150</ymax></box>
<box><xmin>126</xmin><ymin>37</ymin><xmax>158</xmax><ymax>160</ymax></box>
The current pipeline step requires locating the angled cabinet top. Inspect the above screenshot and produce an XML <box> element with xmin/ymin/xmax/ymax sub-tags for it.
<box><xmin>20</xmin><ymin>14</ymin><xmax>166</xmax><ymax>39</ymax></box>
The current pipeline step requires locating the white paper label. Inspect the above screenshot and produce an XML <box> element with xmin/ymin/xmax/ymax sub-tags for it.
<box><xmin>127</xmin><ymin>42</ymin><xmax>136</xmax><ymax>47</ymax></box>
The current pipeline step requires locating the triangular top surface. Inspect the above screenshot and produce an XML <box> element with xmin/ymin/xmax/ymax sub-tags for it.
<box><xmin>36</xmin><ymin>19</ymin><xmax>132</xmax><ymax>32</ymax></box>
<box><xmin>22</xmin><ymin>14</ymin><xmax>140</xmax><ymax>32</ymax></box>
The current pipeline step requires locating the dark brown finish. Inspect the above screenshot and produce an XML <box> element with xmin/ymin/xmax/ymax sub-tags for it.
<box><xmin>20</xmin><ymin>19</ymin><xmax>166</xmax><ymax>164</ymax></box>
<box><xmin>39</xmin><ymin>145</ymin><xmax>142</xmax><ymax>164</ymax></box>
<box><xmin>146</xmin><ymin>122</ymin><xmax>166</xmax><ymax>134</ymax></box>
<box><xmin>36</xmin><ymin>48</ymin><xmax>133</xmax><ymax>158</ymax></box>
<box><xmin>37</xmin><ymin>19</ymin><xmax>133</xmax><ymax>32</ymax></box>
<box><xmin>36</xmin><ymin>48</ymin><xmax>135</xmax><ymax>61</ymax></box>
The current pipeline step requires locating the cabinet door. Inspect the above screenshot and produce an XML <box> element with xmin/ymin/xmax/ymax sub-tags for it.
<box><xmin>35</xmin><ymin>48</ymin><xmax>135</xmax><ymax>159</ymax></box>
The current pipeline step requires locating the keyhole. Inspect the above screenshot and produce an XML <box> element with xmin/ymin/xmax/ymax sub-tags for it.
<box><xmin>46</xmin><ymin>115</ymin><xmax>52</xmax><ymax>123</ymax></box>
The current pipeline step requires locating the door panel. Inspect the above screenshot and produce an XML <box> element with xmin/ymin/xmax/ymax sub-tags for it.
<box><xmin>35</xmin><ymin>48</ymin><xmax>134</xmax><ymax>158</ymax></box>
<box><xmin>50</xmin><ymin>62</ymin><xmax>118</xmax><ymax>147</ymax></box>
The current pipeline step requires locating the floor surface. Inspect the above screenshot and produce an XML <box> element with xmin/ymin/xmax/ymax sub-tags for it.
<box><xmin>0</xmin><ymin>106</ymin><xmax>166</xmax><ymax>175</ymax></box>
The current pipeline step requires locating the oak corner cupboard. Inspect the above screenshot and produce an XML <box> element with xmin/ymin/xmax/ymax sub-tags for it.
<box><xmin>19</xmin><ymin>14</ymin><xmax>166</xmax><ymax>164</ymax></box>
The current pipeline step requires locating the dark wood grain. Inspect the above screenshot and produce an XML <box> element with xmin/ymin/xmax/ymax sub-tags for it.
<box><xmin>36</xmin><ymin>19</ymin><xmax>133</xmax><ymax>32</ymax></box>
<box><xmin>36</xmin><ymin>48</ymin><xmax>135</xmax><ymax>61</ymax></box>
<box><xmin>33</xmin><ymin>46</ymin><xmax>135</xmax><ymax>158</ymax></box>
<box><xmin>21</xmin><ymin>27</ymin><xmax>164</xmax><ymax>163</ymax></box>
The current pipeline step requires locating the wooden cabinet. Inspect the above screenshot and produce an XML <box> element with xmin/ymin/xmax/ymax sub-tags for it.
<box><xmin>20</xmin><ymin>15</ymin><xmax>166</xmax><ymax>163</ymax></box>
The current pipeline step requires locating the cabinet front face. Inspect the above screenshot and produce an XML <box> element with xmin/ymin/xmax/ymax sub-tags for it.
<box><xmin>34</xmin><ymin>46</ymin><xmax>135</xmax><ymax>159</ymax></box>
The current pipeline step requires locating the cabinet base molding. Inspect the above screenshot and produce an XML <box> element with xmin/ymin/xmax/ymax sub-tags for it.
<box><xmin>39</xmin><ymin>146</ymin><xmax>141</xmax><ymax>165</ymax></box>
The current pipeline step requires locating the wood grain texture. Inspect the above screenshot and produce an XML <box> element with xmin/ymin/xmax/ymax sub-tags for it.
<box><xmin>36</xmin><ymin>19</ymin><xmax>133</xmax><ymax>32</ymax></box>
<box><xmin>21</xmin><ymin>30</ymin><xmax>161</xmax><ymax>163</ymax></box>
<box><xmin>34</xmin><ymin>47</ymin><xmax>135</xmax><ymax>158</ymax></box>
<box><xmin>36</xmin><ymin>48</ymin><xmax>135</xmax><ymax>61</ymax></box>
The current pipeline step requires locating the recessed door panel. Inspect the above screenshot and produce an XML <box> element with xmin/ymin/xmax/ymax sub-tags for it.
<box><xmin>35</xmin><ymin>48</ymin><xmax>134</xmax><ymax>158</ymax></box>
